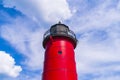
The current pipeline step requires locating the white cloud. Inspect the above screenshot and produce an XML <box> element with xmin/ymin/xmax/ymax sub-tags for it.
<box><xmin>3</xmin><ymin>0</ymin><xmax>72</xmax><ymax>23</ymax></box>
<box><xmin>1</xmin><ymin>17</ymin><xmax>45</xmax><ymax>70</ymax></box>
<box><xmin>94</xmin><ymin>76</ymin><xmax>120</xmax><ymax>80</ymax></box>
<box><xmin>76</xmin><ymin>38</ymin><xmax>120</xmax><ymax>73</ymax></box>
<box><xmin>1</xmin><ymin>0</ymin><xmax>120</xmax><ymax>80</ymax></box>
<box><xmin>1</xmin><ymin>72</ymin><xmax>41</xmax><ymax>80</ymax></box>
<box><xmin>68</xmin><ymin>0</ymin><xmax>120</xmax><ymax>33</ymax></box>
<box><xmin>0</xmin><ymin>51</ymin><xmax>22</xmax><ymax>77</ymax></box>
<box><xmin>70</xmin><ymin>0</ymin><xmax>120</xmax><ymax>79</ymax></box>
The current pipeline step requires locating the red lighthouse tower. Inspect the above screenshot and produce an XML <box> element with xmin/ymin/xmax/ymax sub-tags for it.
<box><xmin>42</xmin><ymin>22</ymin><xmax>78</xmax><ymax>80</ymax></box>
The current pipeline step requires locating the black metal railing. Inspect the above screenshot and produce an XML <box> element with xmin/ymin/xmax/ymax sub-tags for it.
<box><xmin>43</xmin><ymin>29</ymin><xmax>77</xmax><ymax>40</ymax></box>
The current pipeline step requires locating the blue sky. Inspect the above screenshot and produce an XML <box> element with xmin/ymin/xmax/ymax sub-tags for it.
<box><xmin>0</xmin><ymin>0</ymin><xmax>120</xmax><ymax>80</ymax></box>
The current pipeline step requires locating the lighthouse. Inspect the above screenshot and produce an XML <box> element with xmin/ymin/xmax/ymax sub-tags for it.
<box><xmin>42</xmin><ymin>22</ymin><xmax>78</xmax><ymax>80</ymax></box>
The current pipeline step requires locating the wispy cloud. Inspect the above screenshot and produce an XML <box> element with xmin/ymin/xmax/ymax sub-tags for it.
<box><xmin>3</xmin><ymin>0</ymin><xmax>72</xmax><ymax>23</ymax></box>
<box><xmin>1</xmin><ymin>17</ymin><xmax>45</xmax><ymax>70</ymax></box>
<box><xmin>68</xmin><ymin>0</ymin><xmax>120</xmax><ymax>32</ymax></box>
<box><xmin>1</xmin><ymin>0</ymin><xmax>120</xmax><ymax>80</ymax></box>
<box><xmin>69</xmin><ymin>0</ymin><xmax>120</xmax><ymax>79</ymax></box>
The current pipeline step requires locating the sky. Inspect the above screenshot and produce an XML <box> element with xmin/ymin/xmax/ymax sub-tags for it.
<box><xmin>0</xmin><ymin>0</ymin><xmax>120</xmax><ymax>80</ymax></box>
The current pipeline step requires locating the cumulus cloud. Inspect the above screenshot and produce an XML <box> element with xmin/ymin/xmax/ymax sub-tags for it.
<box><xmin>0</xmin><ymin>51</ymin><xmax>22</xmax><ymax>77</ymax></box>
<box><xmin>3</xmin><ymin>0</ymin><xmax>72</xmax><ymax>23</ymax></box>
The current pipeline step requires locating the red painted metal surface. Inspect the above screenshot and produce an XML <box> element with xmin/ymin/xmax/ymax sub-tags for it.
<box><xmin>42</xmin><ymin>36</ymin><xmax>77</xmax><ymax>80</ymax></box>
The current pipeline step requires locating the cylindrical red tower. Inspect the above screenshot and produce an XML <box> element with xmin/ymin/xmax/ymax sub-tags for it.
<box><xmin>42</xmin><ymin>22</ymin><xmax>78</xmax><ymax>80</ymax></box>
